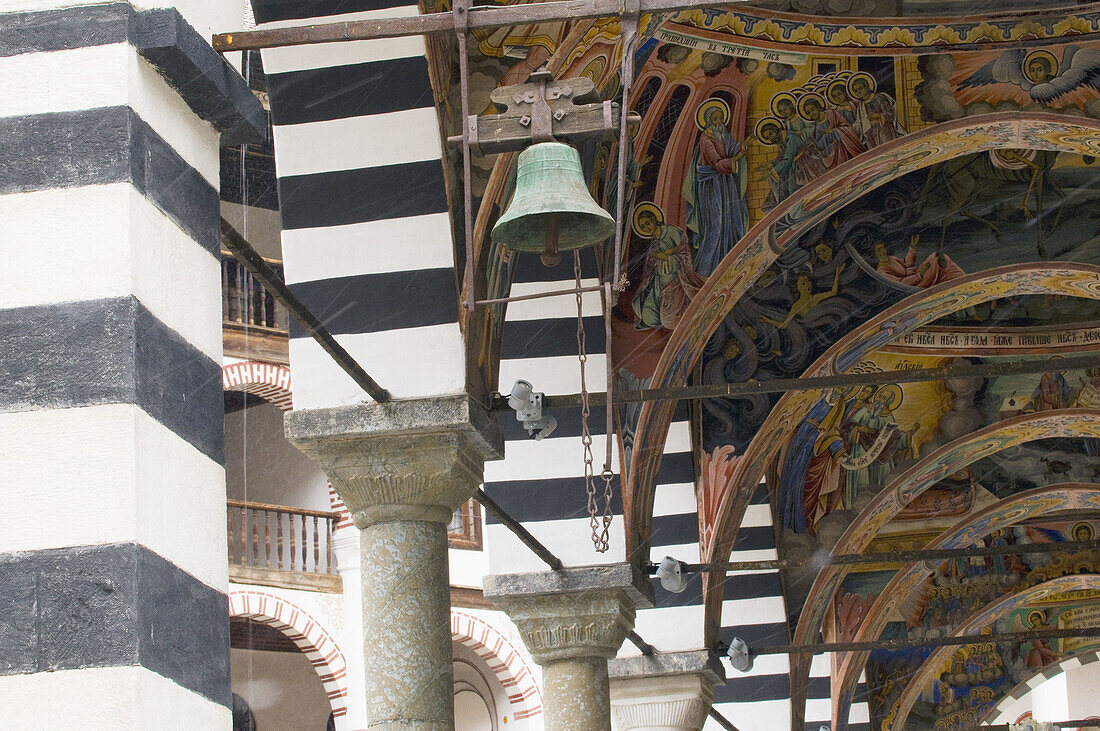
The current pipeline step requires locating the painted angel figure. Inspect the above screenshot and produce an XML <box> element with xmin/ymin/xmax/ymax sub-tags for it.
<box><xmin>961</xmin><ymin>46</ymin><xmax>1100</xmax><ymax>104</ymax></box>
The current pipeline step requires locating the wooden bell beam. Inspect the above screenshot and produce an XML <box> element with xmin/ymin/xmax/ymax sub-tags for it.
<box><xmin>213</xmin><ymin>0</ymin><xmax>729</xmax><ymax>52</ymax></box>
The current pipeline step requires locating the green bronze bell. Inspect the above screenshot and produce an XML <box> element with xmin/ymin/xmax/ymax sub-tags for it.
<box><xmin>492</xmin><ymin>142</ymin><xmax>615</xmax><ymax>267</ymax></box>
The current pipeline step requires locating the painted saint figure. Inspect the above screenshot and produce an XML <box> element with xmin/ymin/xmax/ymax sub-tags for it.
<box><xmin>842</xmin><ymin>384</ymin><xmax>918</xmax><ymax>508</ymax></box>
<box><xmin>756</xmin><ymin>118</ymin><xmax>799</xmax><ymax>209</ymax></box>
<box><xmin>630</xmin><ymin>203</ymin><xmax>704</xmax><ymax>330</ymax></box>
<box><xmin>1026</xmin><ymin>364</ymin><xmax>1073</xmax><ymax>412</ymax></box>
<box><xmin>848</xmin><ymin>72</ymin><xmax>906</xmax><ymax>149</ymax></box>
<box><xmin>826</xmin><ymin>78</ymin><xmax>857</xmax><ymax>124</ymax></box>
<box><xmin>777</xmin><ymin>386</ymin><xmax>852</xmax><ymax>534</ymax></box>
<box><xmin>799</xmin><ymin>92</ymin><xmax>866</xmax><ymax>170</ymax></box>
<box><xmin>684</xmin><ymin>98</ymin><xmax>749</xmax><ymax>276</ymax></box>
<box><xmin>772</xmin><ymin>92</ymin><xmax>826</xmax><ymax>187</ymax></box>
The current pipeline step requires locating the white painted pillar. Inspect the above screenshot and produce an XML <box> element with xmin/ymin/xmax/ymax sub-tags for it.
<box><xmin>333</xmin><ymin>528</ymin><xmax>367</xmax><ymax>731</ymax></box>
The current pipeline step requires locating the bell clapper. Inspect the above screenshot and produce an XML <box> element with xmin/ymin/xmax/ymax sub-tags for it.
<box><xmin>540</xmin><ymin>212</ymin><xmax>561</xmax><ymax>267</ymax></box>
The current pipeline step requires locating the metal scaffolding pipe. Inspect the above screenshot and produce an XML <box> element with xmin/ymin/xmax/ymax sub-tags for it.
<box><xmin>493</xmin><ymin>353</ymin><xmax>1100</xmax><ymax>410</ymax></box>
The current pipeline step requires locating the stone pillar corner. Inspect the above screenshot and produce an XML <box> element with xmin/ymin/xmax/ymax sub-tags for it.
<box><xmin>283</xmin><ymin>392</ymin><xmax>503</xmax><ymax>461</ymax></box>
<box><xmin>483</xmin><ymin>563</ymin><xmax>654</xmax><ymax>665</ymax></box>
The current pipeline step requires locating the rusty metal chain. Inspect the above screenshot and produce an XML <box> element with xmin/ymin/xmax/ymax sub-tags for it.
<box><xmin>575</xmin><ymin>252</ymin><xmax>609</xmax><ymax>552</ymax></box>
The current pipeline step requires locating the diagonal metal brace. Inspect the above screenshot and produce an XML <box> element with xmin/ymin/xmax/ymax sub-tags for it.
<box><xmin>220</xmin><ymin>217</ymin><xmax>391</xmax><ymax>403</ymax></box>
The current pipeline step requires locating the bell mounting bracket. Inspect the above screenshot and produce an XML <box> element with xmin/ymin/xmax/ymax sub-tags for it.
<box><xmin>458</xmin><ymin>67</ymin><xmax>636</xmax><ymax>155</ymax></box>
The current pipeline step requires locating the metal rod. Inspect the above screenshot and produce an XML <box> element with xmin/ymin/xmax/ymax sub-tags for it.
<box><xmin>213</xmin><ymin>0</ymin><xmax>750</xmax><ymax>51</ymax></box>
<box><xmin>658</xmin><ymin>539</ymin><xmax>1100</xmax><ymax>574</ymax></box>
<box><xmin>473</xmin><ymin>488</ymin><xmax>564</xmax><ymax>570</ymax></box>
<box><xmin>707</xmin><ymin>707</ymin><xmax>742</xmax><ymax>731</ymax></box>
<box><xmin>212</xmin><ymin>0</ymin><xmax>1097</xmax><ymax>51</ymax></box>
<box><xmin>475</xmin><ymin>283</ymin><xmax>603</xmax><ymax>306</ymax></box>
<box><xmin>611</xmin><ymin>1</ymin><xmax>637</xmax><ymax>288</ymax></box>
<box><xmin>456</xmin><ymin>0</ymin><xmax>476</xmax><ymax>313</ymax></box>
<box><xmin>626</xmin><ymin>629</ymin><xmax>655</xmax><ymax>656</ymax></box>
<box><xmin>603</xmin><ymin>281</ymin><xmax>615</xmax><ymax>471</ymax></box>
<box><xmin>220</xmin><ymin>218</ymin><xmax>391</xmax><ymax>402</ymax></box>
<box><xmin>973</xmin><ymin>722</ymin><xmax>1100</xmax><ymax>730</ymax></box>
<box><xmin>749</xmin><ymin>626</ymin><xmax>1100</xmax><ymax>656</ymax></box>
<box><xmin>490</xmin><ymin>353</ymin><xmax>1100</xmax><ymax>410</ymax></box>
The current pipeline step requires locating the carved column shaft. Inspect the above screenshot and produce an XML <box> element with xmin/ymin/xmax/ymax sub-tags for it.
<box><xmin>287</xmin><ymin>397</ymin><xmax>502</xmax><ymax>731</ymax></box>
<box><xmin>543</xmin><ymin>655</ymin><xmax>612</xmax><ymax>730</ymax></box>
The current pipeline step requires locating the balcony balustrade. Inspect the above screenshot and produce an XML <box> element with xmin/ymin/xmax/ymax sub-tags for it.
<box><xmin>227</xmin><ymin>499</ymin><xmax>342</xmax><ymax>592</ymax></box>
<box><xmin>222</xmin><ymin>253</ymin><xmax>289</xmax><ymax>363</ymax></box>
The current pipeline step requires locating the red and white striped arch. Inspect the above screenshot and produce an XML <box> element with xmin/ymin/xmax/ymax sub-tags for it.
<box><xmin>229</xmin><ymin>589</ymin><xmax>348</xmax><ymax>718</ymax></box>
<box><xmin>222</xmin><ymin>361</ymin><xmax>293</xmax><ymax>411</ymax></box>
<box><xmin>451</xmin><ymin>610</ymin><xmax>543</xmax><ymax>721</ymax></box>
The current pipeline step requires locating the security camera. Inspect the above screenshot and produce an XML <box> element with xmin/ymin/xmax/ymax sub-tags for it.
<box><xmin>726</xmin><ymin>637</ymin><xmax>753</xmax><ymax>673</ymax></box>
<box><xmin>655</xmin><ymin>556</ymin><xmax>688</xmax><ymax>593</ymax></box>
<box><xmin>507</xmin><ymin>380</ymin><xmax>557</xmax><ymax>440</ymax></box>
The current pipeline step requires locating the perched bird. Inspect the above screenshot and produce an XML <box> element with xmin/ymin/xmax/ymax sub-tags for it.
<box><xmin>961</xmin><ymin>46</ymin><xmax>1100</xmax><ymax>103</ymax></box>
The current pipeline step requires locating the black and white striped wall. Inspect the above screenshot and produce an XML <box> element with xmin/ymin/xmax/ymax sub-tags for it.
<box><xmin>252</xmin><ymin>0</ymin><xmax>465</xmax><ymax>411</ymax></box>
<box><xmin>711</xmin><ymin>483</ymin><xmax>870</xmax><ymax>730</ymax></box>
<box><xmin>0</xmin><ymin>0</ymin><xmax>263</xmax><ymax>723</ymax></box>
<box><xmin>483</xmin><ymin>249</ymin><xmax>713</xmax><ymax>665</ymax></box>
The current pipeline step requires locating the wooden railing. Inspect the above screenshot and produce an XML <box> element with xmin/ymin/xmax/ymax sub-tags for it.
<box><xmin>222</xmin><ymin>253</ymin><xmax>287</xmax><ymax>331</ymax></box>
<box><xmin>227</xmin><ymin>500</ymin><xmax>342</xmax><ymax>592</ymax></box>
<box><xmin>221</xmin><ymin>253</ymin><xmax>289</xmax><ymax>363</ymax></box>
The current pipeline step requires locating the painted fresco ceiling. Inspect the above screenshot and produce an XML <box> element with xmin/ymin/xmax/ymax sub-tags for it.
<box><xmin>437</xmin><ymin>3</ymin><xmax>1100</xmax><ymax>729</ymax></box>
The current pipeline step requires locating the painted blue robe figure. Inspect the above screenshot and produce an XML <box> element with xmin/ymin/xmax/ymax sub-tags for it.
<box><xmin>757</xmin><ymin>118</ymin><xmax>800</xmax><ymax>209</ymax></box>
<box><xmin>684</xmin><ymin>99</ymin><xmax>748</xmax><ymax>277</ymax></box>
<box><xmin>778</xmin><ymin>388</ymin><xmax>849</xmax><ymax>534</ymax></box>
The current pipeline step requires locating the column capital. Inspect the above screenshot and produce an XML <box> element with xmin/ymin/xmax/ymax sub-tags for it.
<box><xmin>608</xmin><ymin>651</ymin><xmax>725</xmax><ymax>731</ymax></box>
<box><xmin>484</xmin><ymin>563</ymin><xmax>654</xmax><ymax>664</ymax></box>
<box><xmin>285</xmin><ymin>394</ymin><xmax>503</xmax><ymax>526</ymax></box>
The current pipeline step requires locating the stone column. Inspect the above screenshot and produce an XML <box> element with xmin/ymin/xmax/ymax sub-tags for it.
<box><xmin>484</xmin><ymin>564</ymin><xmax>655</xmax><ymax>731</ymax></box>
<box><xmin>286</xmin><ymin>395</ymin><xmax>502</xmax><ymax>731</ymax></box>
<box><xmin>608</xmin><ymin>651</ymin><xmax>725</xmax><ymax>731</ymax></box>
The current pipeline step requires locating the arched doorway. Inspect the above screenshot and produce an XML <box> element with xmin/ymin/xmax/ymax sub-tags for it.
<box><xmin>229</xmin><ymin>590</ymin><xmax>349</xmax><ymax>726</ymax></box>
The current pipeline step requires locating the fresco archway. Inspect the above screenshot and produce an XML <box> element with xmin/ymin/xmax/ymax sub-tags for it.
<box><xmin>695</xmin><ymin>264</ymin><xmax>1100</xmax><ymax>651</ymax></box>
<box><xmin>787</xmin><ymin>409</ymin><xmax>1100</xmax><ymax>728</ymax></box>
<box><xmin>831</xmin><ymin>483</ymin><xmax>1100</xmax><ymax>727</ymax></box>
<box><xmin>625</xmin><ymin>113</ymin><xmax>1100</xmax><ymax>560</ymax></box>
<box><xmin>984</xmin><ymin>649</ymin><xmax>1100</xmax><ymax>724</ymax></box>
<box><xmin>889</xmin><ymin>574</ymin><xmax>1100</xmax><ymax>729</ymax></box>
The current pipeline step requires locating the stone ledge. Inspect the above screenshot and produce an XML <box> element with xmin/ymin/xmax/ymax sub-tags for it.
<box><xmin>0</xmin><ymin>3</ymin><xmax>266</xmax><ymax>145</ymax></box>
<box><xmin>483</xmin><ymin>562</ymin><xmax>654</xmax><ymax>610</ymax></box>
<box><xmin>284</xmin><ymin>393</ymin><xmax>503</xmax><ymax>462</ymax></box>
<box><xmin>608</xmin><ymin>650</ymin><xmax>726</xmax><ymax>684</ymax></box>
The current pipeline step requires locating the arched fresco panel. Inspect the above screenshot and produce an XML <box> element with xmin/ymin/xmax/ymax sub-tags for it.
<box><xmin>889</xmin><ymin>574</ymin><xmax>1100</xmax><ymax>730</ymax></box>
<box><xmin>626</xmin><ymin>114</ymin><xmax>1100</xmax><ymax>560</ymax></box>
<box><xmin>699</xmin><ymin>264</ymin><xmax>1100</xmax><ymax>570</ymax></box>
<box><xmin>831</xmin><ymin>484</ymin><xmax>1100</xmax><ymax>727</ymax></box>
<box><xmin>786</xmin><ymin>409</ymin><xmax>1100</xmax><ymax>728</ymax></box>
